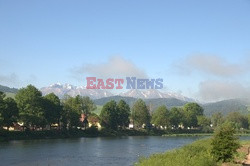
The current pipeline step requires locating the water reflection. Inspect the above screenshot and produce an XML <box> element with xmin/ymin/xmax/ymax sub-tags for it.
<box><xmin>0</xmin><ymin>136</ymin><xmax>249</xmax><ymax>166</ymax></box>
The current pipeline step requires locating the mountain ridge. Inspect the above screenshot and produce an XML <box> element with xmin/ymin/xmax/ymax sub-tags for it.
<box><xmin>41</xmin><ymin>83</ymin><xmax>194</xmax><ymax>101</ymax></box>
<box><xmin>1</xmin><ymin>84</ymin><xmax>249</xmax><ymax>116</ymax></box>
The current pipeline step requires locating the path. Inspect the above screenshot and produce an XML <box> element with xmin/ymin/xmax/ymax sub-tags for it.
<box><xmin>243</xmin><ymin>147</ymin><xmax>250</xmax><ymax>166</ymax></box>
<box><xmin>243</xmin><ymin>154</ymin><xmax>250</xmax><ymax>166</ymax></box>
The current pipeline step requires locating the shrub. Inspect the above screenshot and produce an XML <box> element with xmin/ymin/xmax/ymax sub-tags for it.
<box><xmin>211</xmin><ymin>122</ymin><xmax>240</xmax><ymax>162</ymax></box>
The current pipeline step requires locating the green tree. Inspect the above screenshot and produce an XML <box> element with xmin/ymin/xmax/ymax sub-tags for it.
<box><xmin>15</xmin><ymin>85</ymin><xmax>46</xmax><ymax>130</ymax></box>
<box><xmin>211</xmin><ymin>122</ymin><xmax>240</xmax><ymax>162</ymax></box>
<box><xmin>197</xmin><ymin>115</ymin><xmax>211</xmax><ymax>127</ymax></box>
<box><xmin>100</xmin><ymin>100</ymin><xmax>118</xmax><ymax>130</ymax></box>
<box><xmin>183</xmin><ymin>103</ymin><xmax>204</xmax><ymax>128</ymax></box>
<box><xmin>117</xmin><ymin>100</ymin><xmax>130</xmax><ymax>129</ymax></box>
<box><xmin>211</xmin><ymin>112</ymin><xmax>224</xmax><ymax>128</ymax></box>
<box><xmin>131</xmin><ymin>99</ymin><xmax>150</xmax><ymax>128</ymax></box>
<box><xmin>169</xmin><ymin>107</ymin><xmax>184</xmax><ymax>129</ymax></box>
<box><xmin>80</xmin><ymin>96</ymin><xmax>96</xmax><ymax>129</ymax></box>
<box><xmin>151</xmin><ymin>105</ymin><xmax>170</xmax><ymax>129</ymax></box>
<box><xmin>197</xmin><ymin>115</ymin><xmax>211</xmax><ymax>132</ymax></box>
<box><xmin>62</xmin><ymin>95</ymin><xmax>81</xmax><ymax>129</ymax></box>
<box><xmin>0</xmin><ymin>91</ymin><xmax>6</xmax><ymax>127</ymax></box>
<box><xmin>80</xmin><ymin>96</ymin><xmax>96</xmax><ymax>116</ymax></box>
<box><xmin>43</xmin><ymin>93</ymin><xmax>62</xmax><ymax>129</ymax></box>
<box><xmin>226</xmin><ymin>112</ymin><xmax>248</xmax><ymax>130</ymax></box>
<box><xmin>1</xmin><ymin>97</ymin><xmax>19</xmax><ymax>130</ymax></box>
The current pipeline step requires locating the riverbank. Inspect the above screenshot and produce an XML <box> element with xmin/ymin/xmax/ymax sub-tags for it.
<box><xmin>135</xmin><ymin>138</ymin><xmax>216</xmax><ymax>166</ymax></box>
<box><xmin>1</xmin><ymin>128</ymin><xmax>250</xmax><ymax>142</ymax></box>
<box><xmin>135</xmin><ymin>138</ymin><xmax>250</xmax><ymax>166</ymax></box>
<box><xmin>0</xmin><ymin>128</ymin><xmax>148</xmax><ymax>141</ymax></box>
<box><xmin>0</xmin><ymin>128</ymin><xmax>210</xmax><ymax>142</ymax></box>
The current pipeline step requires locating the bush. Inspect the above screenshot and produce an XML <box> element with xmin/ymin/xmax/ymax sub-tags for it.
<box><xmin>211</xmin><ymin>122</ymin><xmax>240</xmax><ymax>162</ymax></box>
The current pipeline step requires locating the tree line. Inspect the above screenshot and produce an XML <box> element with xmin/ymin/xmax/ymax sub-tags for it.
<box><xmin>0</xmin><ymin>84</ymin><xmax>250</xmax><ymax>132</ymax></box>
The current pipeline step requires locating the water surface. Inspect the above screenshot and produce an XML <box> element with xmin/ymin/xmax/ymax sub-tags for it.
<box><xmin>0</xmin><ymin>136</ymin><xmax>248</xmax><ymax>166</ymax></box>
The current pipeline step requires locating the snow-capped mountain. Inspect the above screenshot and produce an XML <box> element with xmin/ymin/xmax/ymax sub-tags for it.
<box><xmin>119</xmin><ymin>89</ymin><xmax>195</xmax><ymax>102</ymax></box>
<box><xmin>41</xmin><ymin>83</ymin><xmax>195</xmax><ymax>102</ymax></box>
<box><xmin>41</xmin><ymin>83</ymin><xmax>113</xmax><ymax>99</ymax></box>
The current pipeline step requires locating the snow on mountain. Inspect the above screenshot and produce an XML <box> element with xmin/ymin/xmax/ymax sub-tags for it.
<box><xmin>41</xmin><ymin>83</ymin><xmax>113</xmax><ymax>99</ymax></box>
<box><xmin>41</xmin><ymin>83</ymin><xmax>195</xmax><ymax>102</ymax></box>
<box><xmin>119</xmin><ymin>89</ymin><xmax>195</xmax><ymax>102</ymax></box>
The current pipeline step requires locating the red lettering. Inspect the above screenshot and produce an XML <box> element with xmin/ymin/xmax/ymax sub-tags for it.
<box><xmin>106</xmin><ymin>78</ymin><xmax>114</xmax><ymax>89</ymax></box>
<box><xmin>86</xmin><ymin>77</ymin><xmax>96</xmax><ymax>89</ymax></box>
<box><xmin>97</xmin><ymin>79</ymin><xmax>106</xmax><ymax>89</ymax></box>
<box><xmin>115</xmin><ymin>79</ymin><xmax>124</xmax><ymax>89</ymax></box>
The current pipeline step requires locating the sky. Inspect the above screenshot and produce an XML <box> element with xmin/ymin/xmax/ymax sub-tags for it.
<box><xmin>0</xmin><ymin>0</ymin><xmax>250</xmax><ymax>102</ymax></box>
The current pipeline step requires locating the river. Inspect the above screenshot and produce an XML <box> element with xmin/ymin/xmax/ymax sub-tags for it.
<box><xmin>1</xmin><ymin>136</ymin><xmax>249</xmax><ymax>166</ymax></box>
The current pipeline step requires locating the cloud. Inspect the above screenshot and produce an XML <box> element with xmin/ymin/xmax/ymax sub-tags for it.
<box><xmin>177</xmin><ymin>54</ymin><xmax>247</xmax><ymax>77</ymax></box>
<box><xmin>0</xmin><ymin>73</ymin><xmax>38</xmax><ymax>88</ymax></box>
<box><xmin>72</xmin><ymin>56</ymin><xmax>147</xmax><ymax>79</ymax></box>
<box><xmin>0</xmin><ymin>73</ymin><xmax>20</xmax><ymax>87</ymax></box>
<box><xmin>198</xmin><ymin>80</ymin><xmax>250</xmax><ymax>102</ymax></box>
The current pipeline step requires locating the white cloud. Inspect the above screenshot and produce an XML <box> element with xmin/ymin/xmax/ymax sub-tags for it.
<box><xmin>177</xmin><ymin>54</ymin><xmax>247</xmax><ymax>77</ymax></box>
<box><xmin>0</xmin><ymin>73</ymin><xmax>20</xmax><ymax>87</ymax></box>
<box><xmin>198</xmin><ymin>80</ymin><xmax>250</xmax><ymax>102</ymax></box>
<box><xmin>72</xmin><ymin>56</ymin><xmax>147</xmax><ymax>78</ymax></box>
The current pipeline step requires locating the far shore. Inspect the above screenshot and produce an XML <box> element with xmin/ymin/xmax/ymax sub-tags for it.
<box><xmin>1</xmin><ymin>128</ymin><xmax>250</xmax><ymax>142</ymax></box>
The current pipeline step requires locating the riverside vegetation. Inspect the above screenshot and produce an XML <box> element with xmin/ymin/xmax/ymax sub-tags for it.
<box><xmin>1</xmin><ymin>85</ymin><xmax>250</xmax><ymax>141</ymax></box>
<box><xmin>1</xmin><ymin>85</ymin><xmax>250</xmax><ymax>166</ymax></box>
<box><xmin>136</xmin><ymin>122</ymin><xmax>243</xmax><ymax>166</ymax></box>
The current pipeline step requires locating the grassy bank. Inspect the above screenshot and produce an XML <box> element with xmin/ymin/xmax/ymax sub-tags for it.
<box><xmin>135</xmin><ymin>138</ymin><xmax>217</xmax><ymax>166</ymax></box>
<box><xmin>135</xmin><ymin>138</ymin><xmax>250</xmax><ymax>166</ymax></box>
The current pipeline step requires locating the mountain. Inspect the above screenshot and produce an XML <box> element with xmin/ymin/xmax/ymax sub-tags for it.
<box><xmin>94</xmin><ymin>96</ymin><xmax>189</xmax><ymax>111</ymax></box>
<box><xmin>1</xmin><ymin>84</ymin><xmax>249</xmax><ymax>116</ymax></box>
<box><xmin>0</xmin><ymin>85</ymin><xmax>18</xmax><ymax>93</ymax></box>
<box><xmin>94</xmin><ymin>96</ymin><xmax>137</xmax><ymax>106</ymax></box>
<box><xmin>202</xmin><ymin>98</ymin><xmax>250</xmax><ymax>116</ymax></box>
<box><xmin>40</xmin><ymin>83</ymin><xmax>113</xmax><ymax>99</ymax></box>
<box><xmin>94</xmin><ymin>96</ymin><xmax>250</xmax><ymax>116</ymax></box>
<box><xmin>40</xmin><ymin>83</ymin><xmax>194</xmax><ymax>101</ymax></box>
<box><xmin>120</xmin><ymin>89</ymin><xmax>194</xmax><ymax>101</ymax></box>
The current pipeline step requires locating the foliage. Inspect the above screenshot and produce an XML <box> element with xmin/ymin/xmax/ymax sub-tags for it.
<box><xmin>99</xmin><ymin>100</ymin><xmax>118</xmax><ymax>130</ymax></box>
<box><xmin>43</xmin><ymin>93</ymin><xmax>62</xmax><ymax>127</ymax></box>
<box><xmin>117</xmin><ymin>100</ymin><xmax>130</xmax><ymax>128</ymax></box>
<box><xmin>226</xmin><ymin>112</ymin><xmax>248</xmax><ymax>130</ymax></box>
<box><xmin>211</xmin><ymin>122</ymin><xmax>240</xmax><ymax>162</ymax></box>
<box><xmin>182</xmin><ymin>103</ymin><xmax>204</xmax><ymax>128</ymax></box>
<box><xmin>197</xmin><ymin>116</ymin><xmax>210</xmax><ymax>127</ymax></box>
<box><xmin>136</xmin><ymin>138</ymin><xmax>217</xmax><ymax>166</ymax></box>
<box><xmin>169</xmin><ymin>107</ymin><xmax>183</xmax><ymax>128</ymax></box>
<box><xmin>1</xmin><ymin>97</ymin><xmax>19</xmax><ymax>129</ymax></box>
<box><xmin>15</xmin><ymin>85</ymin><xmax>46</xmax><ymax>129</ymax></box>
<box><xmin>61</xmin><ymin>95</ymin><xmax>81</xmax><ymax>128</ymax></box>
<box><xmin>151</xmin><ymin>105</ymin><xmax>170</xmax><ymax>128</ymax></box>
<box><xmin>0</xmin><ymin>85</ymin><xmax>18</xmax><ymax>93</ymax></box>
<box><xmin>131</xmin><ymin>99</ymin><xmax>150</xmax><ymax>128</ymax></box>
<box><xmin>0</xmin><ymin>91</ymin><xmax>6</xmax><ymax>126</ymax></box>
<box><xmin>80</xmin><ymin>96</ymin><xmax>96</xmax><ymax>116</ymax></box>
<box><xmin>211</xmin><ymin>112</ymin><xmax>224</xmax><ymax>128</ymax></box>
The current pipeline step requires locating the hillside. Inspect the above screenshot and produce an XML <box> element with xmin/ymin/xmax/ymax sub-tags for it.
<box><xmin>202</xmin><ymin>99</ymin><xmax>250</xmax><ymax>116</ymax></box>
<box><xmin>0</xmin><ymin>85</ymin><xmax>18</xmax><ymax>93</ymax></box>
<box><xmin>94</xmin><ymin>96</ymin><xmax>250</xmax><ymax>116</ymax></box>
<box><xmin>1</xmin><ymin>84</ymin><xmax>249</xmax><ymax>116</ymax></box>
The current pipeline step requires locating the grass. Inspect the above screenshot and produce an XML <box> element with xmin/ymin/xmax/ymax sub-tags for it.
<box><xmin>162</xmin><ymin>133</ymin><xmax>213</xmax><ymax>137</ymax></box>
<box><xmin>135</xmin><ymin>138</ymin><xmax>250</xmax><ymax>166</ymax></box>
<box><xmin>5</xmin><ymin>92</ymin><xmax>15</xmax><ymax>98</ymax></box>
<box><xmin>135</xmin><ymin>138</ymin><xmax>217</xmax><ymax>166</ymax></box>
